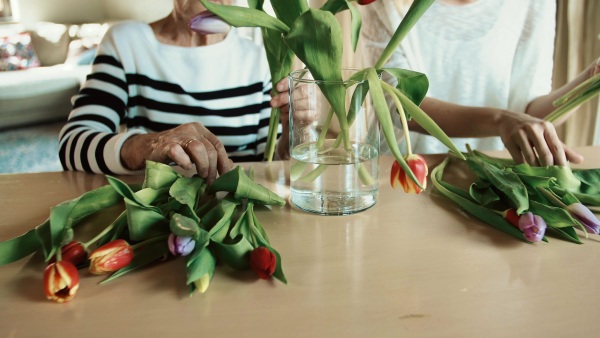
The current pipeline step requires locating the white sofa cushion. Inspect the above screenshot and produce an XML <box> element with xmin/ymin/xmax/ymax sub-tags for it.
<box><xmin>0</xmin><ymin>64</ymin><xmax>91</xmax><ymax>129</ymax></box>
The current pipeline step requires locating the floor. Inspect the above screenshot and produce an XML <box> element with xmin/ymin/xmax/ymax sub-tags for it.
<box><xmin>0</xmin><ymin>122</ymin><xmax>64</xmax><ymax>174</ymax></box>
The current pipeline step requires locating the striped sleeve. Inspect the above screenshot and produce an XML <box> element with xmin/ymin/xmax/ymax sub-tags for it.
<box><xmin>58</xmin><ymin>42</ymin><xmax>145</xmax><ymax>174</ymax></box>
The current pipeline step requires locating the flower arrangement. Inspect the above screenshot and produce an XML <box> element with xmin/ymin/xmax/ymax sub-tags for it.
<box><xmin>196</xmin><ymin>0</ymin><xmax>464</xmax><ymax>191</ymax></box>
<box><xmin>0</xmin><ymin>162</ymin><xmax>287</xmax><ymax>303</ymax></box>
<box><xmin>432</xmin><ymin>147</ymin><xmax>600</xmax><ymax>244</ymax></box>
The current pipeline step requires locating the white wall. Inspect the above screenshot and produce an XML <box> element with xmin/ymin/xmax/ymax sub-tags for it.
<box><xmin>13</xmin><ymin>0</ymin><xmax>172</xmax><ymax>24</ymax></box>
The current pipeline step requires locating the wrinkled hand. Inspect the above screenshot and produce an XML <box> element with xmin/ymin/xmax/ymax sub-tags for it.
<box><xmin>121</xmin><ymin>122</ymin><xmax>233</xmax><ymax>184</ymax></box>
<box><xmin>498</xmin><ymin>111</ymin><xmax>583</xmax><ymax>166</ymax></box>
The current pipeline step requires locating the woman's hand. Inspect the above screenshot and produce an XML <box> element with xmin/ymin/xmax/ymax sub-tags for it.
<box><xmin>121</xmin><ymin>122</ymin><xmax>233</xmax><ymax>184</ymax></box>
<box><xmin>497</xmin><ymin>111</ymin><xmax>583</xmax><ymax>166</ymax></box>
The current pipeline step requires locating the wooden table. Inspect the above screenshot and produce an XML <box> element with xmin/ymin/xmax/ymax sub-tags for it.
<box><xmin>1</xmin><ymin>147</ymin><xmax>599</xmax><ymax>338</ymax></box>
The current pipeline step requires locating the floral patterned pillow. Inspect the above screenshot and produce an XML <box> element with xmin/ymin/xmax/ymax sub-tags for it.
<box><xmin>0</xmin><ymin>32</ymin><xmax>41</xmax><ymax>71</ymax></box>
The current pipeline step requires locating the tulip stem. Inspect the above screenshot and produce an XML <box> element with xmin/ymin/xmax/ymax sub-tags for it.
<box><xmin>539</xmin><ymin>188</ymin><xmax>567</xmax><ymax>208</ymax></box>
<box><xmin>131</xmin><ymin>235</ymin><xmax>169</xmax><ymax>252</ymax></box>
<box><xmin>381</xmin><ymin>80</ymin><xmax>412</xmax><ymax>155</ymax></box>
<box><xmin>83</xmin><ymin>223</ymin><xmax>117</xmax><ymax>250</ymax></box>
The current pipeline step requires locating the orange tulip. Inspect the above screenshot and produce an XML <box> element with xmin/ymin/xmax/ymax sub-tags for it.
<box><xmin>43</xmin><ymin>261</ymin><xmax>80</xmax><ymax>303</ymax></box>
<box><xmin>390</xmin><ymin>154</ymin><xmax>428</xmax><ymax>194</ymax></box>
<box><xmin>88</xmin><ymin>239</ymin><xmax>133</xmax><ymax>274</ymax></box>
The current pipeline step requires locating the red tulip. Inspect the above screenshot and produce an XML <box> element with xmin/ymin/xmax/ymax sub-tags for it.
<box><xmin>390</xmin><ymin>154</ymin><xmax>428</xmax><ymax>194</ymax></box>
<box><xmin>88</xmin><ymin>239</ymin><xmax>133</xmax><ymax>274</ymax></box>
<box><xmin>357</xmin><ymin>0</ymin><xmax>377</xmax><ymax>5</ymax></box>
<box><xmin>250</xmin><ymin>246</ymin><xmax>276</xmax><ymax>280</ymax></box>
<box><xmin>43</xmin><ymin>261</ymin><xmax>80</xmax><ymax>303</ymax></box>
<box><xmin>50</xmin><ymin>241</ymin><xmax>87</xmax><ymax>267</ymax></box>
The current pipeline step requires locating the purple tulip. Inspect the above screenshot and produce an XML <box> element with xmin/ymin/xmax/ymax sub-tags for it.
<box><xmin>566</xmin><ymin>203</ymin><xmax>600</xmax><ymax>234</ymax></box>
<box><xmin>518</xmin><ymin>212</ymin><xmax>547</xmax><ymax>242</ymax></box>
<box><xmin>189</xmin><ymin>11</ymin><xmax>231</xmax><ymax>35</ymax></box>
<box><xmin>168</xmin><ymin>234</ymin><xmax>196</xmax><ymax>256</ymax></box>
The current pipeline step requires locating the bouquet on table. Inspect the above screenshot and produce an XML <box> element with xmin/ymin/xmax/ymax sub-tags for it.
<box><xmin>196</xmin><ymin>0</ymin><xmax>464</xmax><ymax>190</ymax></box>
<box><xmin>0</xmin><ymin>162</ymin><xmax>287</xmax><ymax>303</ymax></box>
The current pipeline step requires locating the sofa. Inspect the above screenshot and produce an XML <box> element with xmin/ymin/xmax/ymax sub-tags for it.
<box><xmin>0</xmin><ymin>21</ymin><xmax>109</xmax><ymax>130</ymax></box>
<box><xmin>0</xmin><ymin>21</ymin><xmax>112</xmax><ymax>173</ymax></box>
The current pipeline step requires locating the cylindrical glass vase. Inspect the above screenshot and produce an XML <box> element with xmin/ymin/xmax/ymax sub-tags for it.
<box><xmin>288</xmin><ymin>68</ymin><xmax>380</xmax><ymax>215</ymax></box>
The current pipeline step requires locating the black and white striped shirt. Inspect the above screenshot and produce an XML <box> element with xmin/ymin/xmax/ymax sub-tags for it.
<box><xmin>59</xmin><ymin>21</ymin><xmax>277</xmax><ymax>174</ymax></box>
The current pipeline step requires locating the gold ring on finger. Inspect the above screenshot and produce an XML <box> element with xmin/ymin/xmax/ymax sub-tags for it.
<box><xmin>183</xmin><ymin>139</ymin><xmax>197</xmax><ymax>149</ymax></box>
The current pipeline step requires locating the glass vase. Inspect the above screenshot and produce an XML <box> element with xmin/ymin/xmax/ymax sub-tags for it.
<box><xmin>288</xmin><ymin>68</ymin><xmax>380</xmax><ymax>215</ymax></box>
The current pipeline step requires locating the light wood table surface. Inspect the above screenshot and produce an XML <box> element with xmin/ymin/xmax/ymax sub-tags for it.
<box><xmin>1</xmin><ymin>147</ymin><xmax>599</xmax><ymax>338</ymax></box>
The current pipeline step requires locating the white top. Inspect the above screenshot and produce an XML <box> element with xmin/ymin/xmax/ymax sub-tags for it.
<box><xmin>58</xmin><ymin>21</ymin><xmax>275</xmax><ymax>174</ymax></box>
<box><xmin>360</xmin><ymin>0</ymin><xmax>555</xmax><ymax>155</ymax></box>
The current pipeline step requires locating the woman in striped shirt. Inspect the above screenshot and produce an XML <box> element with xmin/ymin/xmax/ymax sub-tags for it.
<box><xmin>59</xmin><ymin>0</ymin><xmax>291</xmax><ymax>183</ymax></box>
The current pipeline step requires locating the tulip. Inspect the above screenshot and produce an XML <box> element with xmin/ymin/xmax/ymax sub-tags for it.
<box><xmin>43</xmin><ymin>261</ymin><xmax>80</xmax><ymax>303</ymax></box>
<box><xmin>88</xmin><ymin>239</ymin><xmax>133</xmax><ymax>274</ymax></box>
<box><xmin>518</xmin><ymin>212</ymin><xmax>547</xmax><ymax>243</ymax></box>
<box><xmin>194</xmin><ymin>273</ymin><xmax>211</xmax><ymax>294</ymax></box>
<box><xmin>167</xmin><ymin>234</ymin><xmax>195</xmax><ymax>257</ymax></box>
<box><xmin>390</xmin><ymin>154</ymin><xmax>428</xmax><ymax>194</ymax></box>
<box><xmin>250</xmin><ymin>246</ymin><xmax>276</xmax><ymax>280</ymax></box>
<box><xmin>503</xmin><ymin>209</ymin><xmax>546</xmax><ymax>242</ymax></box>
<box><xmin>356</xmin><ymin>0</ymin><xmax>377</xmax><ymax>5</ymax></box>
<box><xmin>566</xmin><ymin>203</ymin><xmax>600</xmax><ymax>234</ymax></box>
<box><xmin>189</xmin><ymin>10</ymin><xmax>231</xmax><ymax>35</ymax></box>
<box><xmin>50</xmin><ymin>241</ymin><xmax>87</xmax><ymax>267</ymax></box>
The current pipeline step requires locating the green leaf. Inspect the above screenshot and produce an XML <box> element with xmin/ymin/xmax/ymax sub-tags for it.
<box><xmin>270</xmin><ymin>0</ymin><xmax>308</xmax><ymax>27</ymax></box>
<box><xmin>209</xmin><ymin>166</ymin><xmax>285</xmax><ymax>206</ymax></box>
<box><xmin>511</xmin><ymin>164</ymin><xmax>581</xmax><ymax>192</ymax></box>
<box><xmin>169</xmin><ymin>176</ymin><xmax>206</xmax><ymax>210</ymax></box>
<box><xmin>469</xmin><ymin>180</ymin><xmax>500</xmax><ymax>206</ymax></box>
<box><xmin>0</xmin><ymin>228</ymin><xmax>42</xmax><ymax>266</ymax></box>
<box><xmin>284</xmin><ymin>8</ymin><xmax>350</xmax><ymax>149</ymax></box>
<box><xmin>320</xmin><ymin>0</ymin><xmax>362</xmax><ymax>51</ymax></box>
<box><xmin>528</xmin><ymin>200</ymin><xmax>582</xmax><ymax>229</ymax></box>
<box><xmin>212</xmin><ymin>234</ymin><xmax>254</xmax><ymax>270</ymax></box>
<box><xmin>572</xmin><ymin>168</ymin><xmax>600</xmax><ymax>195</ymax></box>
<box><xmin>199</xmin><ymin>0</ymin><xmax>289</xmax><ymax>33</ymax></box>
<box><xmin>142</xmin><ymin>161</ymin><xmax>180</xmax><ymax>189</ymax></box>
<box><xmin>125</xmin><ymin>199</ymin><xmax>169</xmax><ymax>241</ymax></box>
<box><xmin>382</xmin><ymin>68</ymin><xmax>429</xmax><ymax>106</ymax></box>
<box><xmin>472</xmin><ymin>159</ymin><xmax>529</xmax><ymax>214</ymax></box>
<box><xmin>365</xmin><ymin>68</ymin><xmax>422</xmax><ymax>189</ymax></box>
<box><xmin>186</xmin><ymin>246</ymin><xmax>217</xmax><ymax>285</ymax></box>
<box><xmin>431</xmin><ymin>157</ymin><xmax>529</xmax><ymax>243</ymax></box>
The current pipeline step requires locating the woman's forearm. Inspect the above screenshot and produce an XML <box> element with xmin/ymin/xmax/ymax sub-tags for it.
<box><xmin>409</xmin><ymin>97</ymin><xmax>506</xmax><ymax>137</ymax></box>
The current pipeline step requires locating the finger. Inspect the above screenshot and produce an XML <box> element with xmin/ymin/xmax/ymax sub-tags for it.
<box><xmin>201</xmin><ymin>138</ymin><xmax>218</xmax><ymax>184</ymax></box>
<box><xmin>275</xmin><ymin>78</ymin><xmax>289</xmax><ymax>93</ymax></box>
<box><xmin>513</xmin><ymin>128</ymin><xmax>540</xmax><ymax>165</ymax></box>
<box><xmin>541</xmin><ymin>125</ymin><xmax>567</xmax><ymax>166</ymax></box>
<box><xmin>185</xmin><ymin>139</ymin><xmax>210</xmax><ymax>179</ymax></box>
<box><xmin>504</xmin><ymin>141</ymin><xmax>526</xmax><ymax>165</ymax></box>
<box><xmin>527</xmin><ymin>129</ymin><xmax>554</xmax><ymax>166</ymax></box>
<box><xmin>564</xmin><ymin>144</ymin><xmax>584</xmax><ymax>164</ymax></box>
<box><xmin>168</xmin><ymin>143</ymin><xmax>194</xmax><ymax>170</ymax></box>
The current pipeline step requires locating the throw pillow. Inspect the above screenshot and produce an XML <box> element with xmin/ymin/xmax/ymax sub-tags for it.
<box><xmin>0</xmin><ymin>32</ymin><xmax>41</xmax><ymax>71</ymax></box>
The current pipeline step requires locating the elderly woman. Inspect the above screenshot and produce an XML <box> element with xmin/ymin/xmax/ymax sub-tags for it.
<box><xmin>58</xmin><ymin>0</ymin><xmax>291</xmax><ymax>183</ymax></box>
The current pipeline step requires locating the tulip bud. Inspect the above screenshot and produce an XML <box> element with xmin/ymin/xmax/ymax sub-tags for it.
<box><xmin>357</xmin><ymin>0</ymin><xmax>377</xmax><ymax>5</ymax></box>
<box><xmin>168</xmin><ymin>234</ymin><xmax>195</xmax><ymax>257</ymax></box>
<box><xmin>390</xmin><ymin>154</ymin><xmax>428</xmax><ymax>194</ymax></box>
<box><xmin>50</xmin><ymin>241</ymin><xmax>87</xmax><ymax>267</ymax></box>
<box><xmin>518</xmin><ymin>212</ymin><xmax>547</xmax><ymax>243</ymax></box>
<box><xmin>88</xmin><ymin>239</ymin><xmax>133</xmax><ymax>274</ymax></box>
<box><xmin>566</xmin><ymin>203</ymin><xmax>600</xmax><ymax>234</ymax></box>
<box><xmin>43</xmin><ymin>261</ymin><xmax>80</xmax><ymax>303</ymax></box>
<box><xmin>194</xmin><ymin>273</ymin><xmax>211</xmax><ymax>294</ymax></box>
<box><xmin>189</xmin><ymin>11</ymin><xmax>231</xmax><ymax>35</ymax></box>
<box><xmin>502</xmin><ymin>208</ymin><xmax>521</xmax><ymax>228</ymax></box>
<box><xmin>250</xmin><ymin>246</ymin><xmax>276</xmax><ymax>279</ymax></box>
